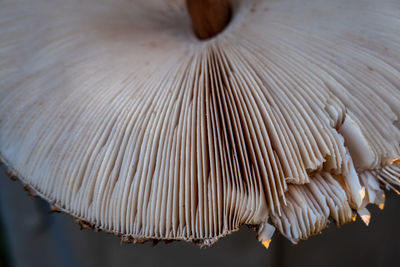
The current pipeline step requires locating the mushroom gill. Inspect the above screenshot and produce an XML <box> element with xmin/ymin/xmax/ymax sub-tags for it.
<box><xmin>0</xmin><ymin>0</ymin><xmax>400</xmax><ymax>247</ymax></box>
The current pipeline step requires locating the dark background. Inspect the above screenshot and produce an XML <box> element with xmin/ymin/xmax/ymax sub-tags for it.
<box><xmin>1</xmin><ymin>164</ymin><xmax>399</xmax><ymax>267</ymax></box>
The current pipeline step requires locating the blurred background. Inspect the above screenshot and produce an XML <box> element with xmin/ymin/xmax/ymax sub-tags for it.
<box><xmin>1</xmin><ymin>164</ymin><xmax>399</xmax><ymax>267</ymax></box>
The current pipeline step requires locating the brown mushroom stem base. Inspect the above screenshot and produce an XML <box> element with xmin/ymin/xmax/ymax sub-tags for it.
<box><xmin>186</xmin><ymin>0</ymin><xmax>232</xmax><ymax>40</ymax></box>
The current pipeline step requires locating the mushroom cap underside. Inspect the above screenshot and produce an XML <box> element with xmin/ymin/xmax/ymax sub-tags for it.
<box><xmin>1</xmin><ymin>0</ymin><xmax>400</xmax><ymax>246</ymax></box>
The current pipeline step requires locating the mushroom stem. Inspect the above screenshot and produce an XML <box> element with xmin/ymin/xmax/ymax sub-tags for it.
<box><xmin>186</xmin><ymin>0</ymin><xmax>232</xmax><ymax>40</ymax></box>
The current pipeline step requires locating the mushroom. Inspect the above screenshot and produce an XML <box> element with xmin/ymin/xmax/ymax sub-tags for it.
<box><xmin>1</xmin><ymin>0</ymin><xmax>400</xmax><ymax>247</ymax></box>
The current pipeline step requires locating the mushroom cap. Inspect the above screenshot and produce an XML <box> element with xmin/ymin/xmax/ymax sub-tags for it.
<box><xmin>1</xmin><ymin>0</ymin><xmax>400</xmax><ymax>246</ymax></box>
